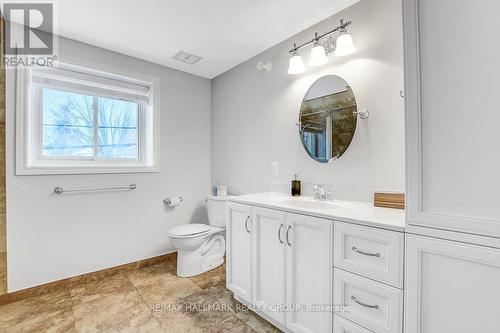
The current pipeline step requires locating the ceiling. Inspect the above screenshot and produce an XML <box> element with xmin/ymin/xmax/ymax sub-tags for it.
<box><xmin>52</xmin><ymin>0</ymin><xmax>359</xmax><ymax>79</ymax></box>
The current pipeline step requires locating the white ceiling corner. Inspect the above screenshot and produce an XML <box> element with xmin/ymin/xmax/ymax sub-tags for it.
<box><xmin>52</xmin><ymin>0</ymin><xmax>360</xmax><ymax>79</ymax></box>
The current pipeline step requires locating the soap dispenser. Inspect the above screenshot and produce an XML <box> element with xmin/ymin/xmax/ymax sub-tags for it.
<box><xmin>291</xmin><ymin>174</ymin><xmax>301</xmax><ymax>196</ymax></box>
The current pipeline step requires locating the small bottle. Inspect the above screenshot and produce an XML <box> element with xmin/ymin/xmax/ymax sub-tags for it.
<box><xmin>291</xmin><ymin>174</ymin><xmax>301</xmax><ymax>196</ymax></box>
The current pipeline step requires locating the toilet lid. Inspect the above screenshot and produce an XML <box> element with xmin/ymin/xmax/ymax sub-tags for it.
<box><xmin>169</xmin><ymin>223</ymin><xmax>211</xmax><ymax>237</ymax></box>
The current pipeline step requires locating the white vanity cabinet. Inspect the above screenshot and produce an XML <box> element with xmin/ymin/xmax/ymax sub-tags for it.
<box><xmin>405</xmin><ymin>235</ymin><xmax>500</xmax><ymax>333</ymax></box>
<box><xmin>227</xmin><ymin>203</ymin><xmax>333</xmax><ymax>333</ymax></box>
<box><xmin>226</xmin><ymin>202</ymin><xmax>253</xmax><ymax>303</ymax></box>
<box><xmin>226</xmin><ymin>194</ymin><xmax>406</xmax><ymax>333</ymax></box>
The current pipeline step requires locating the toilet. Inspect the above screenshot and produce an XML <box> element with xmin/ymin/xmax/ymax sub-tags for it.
<box><xmin>168</xmin><ymin>195</ymin><xmax>228</xmax><ymax>277</ymax></box>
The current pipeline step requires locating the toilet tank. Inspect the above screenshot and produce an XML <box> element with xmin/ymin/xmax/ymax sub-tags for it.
<box><xmin>207</xmin><ymin>195</ymin><xmax>229</xmax><ymax>227</ymax></box>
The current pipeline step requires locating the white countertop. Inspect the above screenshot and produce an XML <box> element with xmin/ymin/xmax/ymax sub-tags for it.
<box><xmin>227</xmin><ymin>192</ymin><xmax>406</xmax><ymax>232</ymax></box>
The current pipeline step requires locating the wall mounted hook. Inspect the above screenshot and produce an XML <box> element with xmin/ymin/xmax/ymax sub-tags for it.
<box><xmin>256</xmin><ymin>61</ymin><xmax>272</xmax><ymax>72</ymax></box>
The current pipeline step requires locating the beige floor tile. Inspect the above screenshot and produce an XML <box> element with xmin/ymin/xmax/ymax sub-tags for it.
<box><xmin>72</xmin><ymin>296</ymin><xmax>161</xmax><ymax>333</ymax></box>
<box><xmin>215</xmin><ymin>316</ymin><xmax>256</xmax><ymax>333</ymax></box>
<box><xmin>127</xmin><ymin>263</ymin><xmax>203</xmax><ymax>305</ymax></box>
<box><xmin>69</xmin><ymin>274</ymin><xmax>135</xmax><ymax>305</ymax></box>
<box><xmin>235</xmin><ymin>309</ymin><xmax>282</xmax><ymax>333</ymax></box>
<box><xmin>204</xmin><ymin>281</ymin><xmax>240</xmax><ymax>314</ymax></box>
<box><xmin>69</xmin><ymin>274</ymin><xmax>162</xmax><ymax>333</ymax></box>
<box><xmin>0</xmin><ymin>288</ymin><xmax>76</xmax><ymax>333</ymax></box>
<box><xmin>150</xmin><ymin>289</ymin><xmax>235</xmax><ymax>332</ymax></box>
<box><xmin>189</xmin><ymin>267</ymin><xmax>225</xmax><ymax>290</ymax></box>
<box><xmin>148</xmin><ymin>304</ymin><xmax>206</xmax><ymax>333</ymax></box>
<box><xmin>0</xmin><ymin>259</ymin><xmax>282</xmax><ymax>333</ymax></box>
<box><xmin>125</xmin><ymin>262</ymin><xmax>177</xmax><ymax>289</ymax></box>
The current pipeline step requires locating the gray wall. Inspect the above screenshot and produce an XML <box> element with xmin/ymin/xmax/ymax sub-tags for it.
<box><xmin>211</xmin><ymin>0</ymin><xmax>405</xmax><ymax>200</ymax></box>
<box><xmin>6</xmin><ymin>37</ymin><xmax>211</xmax><ymax>291</ymax></box>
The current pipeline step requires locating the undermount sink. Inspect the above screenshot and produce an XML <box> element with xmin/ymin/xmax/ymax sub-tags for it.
<box><xmin>272</xmin><ymin>197</ymin><xmax>338</xmax><ymax>210</ymax></box>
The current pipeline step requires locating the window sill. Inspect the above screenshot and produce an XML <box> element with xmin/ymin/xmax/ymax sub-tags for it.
<box><xmin>16</xmin><ymin>163</ymin><xmax>160</xmax><ymax>175</ymax></box>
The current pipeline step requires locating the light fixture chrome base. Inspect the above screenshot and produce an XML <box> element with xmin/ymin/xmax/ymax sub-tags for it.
<box><xmin>288</xmin><ymin>19</ymin><xmax>352</xmax><ymax>54</ymax></box>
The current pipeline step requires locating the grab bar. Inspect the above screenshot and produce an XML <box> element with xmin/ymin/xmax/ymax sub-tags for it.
<box><xmin>53</xmin><ymin>184</ymin><xmax>136</xmax><ymax>195</ymax></box>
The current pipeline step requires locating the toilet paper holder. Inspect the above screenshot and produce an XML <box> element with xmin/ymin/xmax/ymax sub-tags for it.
<box><xmin>163</xmin><ymin>196</ymin><xmax>183</xmax><ymax>207</ymax></box>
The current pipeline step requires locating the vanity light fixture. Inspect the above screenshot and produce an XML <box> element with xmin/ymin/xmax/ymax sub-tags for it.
<box><xmin>288</xmin><ymin>19</ymin><xmax>356</xmax><ymax>74</ymax></box>
<box><xmin>287</xmin><ymin>44</ymin><xmax>306</xmax><ymax>74</ymax></box>
<box><xmin>309</xmin><ymin>34</ymin><xmax>329</xmax><ymax>66</ymax></box>
<box><xmin>333</xmin><ymin>31</ymin><xmax>357</xmax><ymax>56</ymax></box>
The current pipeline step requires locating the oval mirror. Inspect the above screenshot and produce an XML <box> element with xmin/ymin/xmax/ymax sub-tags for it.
<box><xmin>299</xmin><ymin>75</ymin><xmax>357</xmax><ymax>163</ymax></box>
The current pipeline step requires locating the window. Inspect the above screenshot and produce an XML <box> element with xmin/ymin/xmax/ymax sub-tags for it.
<box><xmin>41</xmin><ymin>89</ymin><xmax>139</xmax><ymax>159</ymax></box>
<box><xmin>16</xmin><ymin>61</ymin><xmax>159</xmax><ymax>174</ymax></box>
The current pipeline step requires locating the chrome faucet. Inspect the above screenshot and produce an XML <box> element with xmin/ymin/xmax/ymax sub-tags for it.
<box><xmin>313</xmin><ymin>184</ymin><xmax>334</xmax><ymax>201</ymax></box>
<box><xmin>312</xmin><ymin>184</ymin><xmax>324</xmax><ymax>199</ymax></box>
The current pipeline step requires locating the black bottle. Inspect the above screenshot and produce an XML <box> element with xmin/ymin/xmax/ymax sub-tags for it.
<box><xmin>291</xmin><ymin>174</ymin><xmax>301</xmax><ymax>196</ymax></box>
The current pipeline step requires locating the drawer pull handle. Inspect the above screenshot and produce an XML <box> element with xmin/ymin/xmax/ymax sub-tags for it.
<box><xmin>278</xmin><ymin>224</ymin><xmax>284</xmax><ymax>244</ymax></box>
<box><xmin>352</xmin><ymin>246</ymin><xmax>380</xmax><ymax>257</ymax></box>
<box><xmin>244</xmin><ymin>216</ymin><xmax>251</xmax><ymax>233</ymax></box>
<box><xmin>286</xmin><ymin>225</ymin><xmax>292</xmax><ymax>246</ymax></box>
<box><xmin>351</xmin><ymin>296</ymin><xmax>379</xmax><ymax>309</ymax></box>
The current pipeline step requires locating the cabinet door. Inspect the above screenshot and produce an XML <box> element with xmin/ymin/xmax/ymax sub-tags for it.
<box><xmin>404</xmin><ymin>0</ymin><xmax>500</xmax><ymax>236</ymax></box>
<box><xmin>405</xmin><ymin>235</ymin><xmax>500</xmax><ymax>333</ymax></box>
<box><xmin>226</xmin><ymin>202</ymin><xmax>252</xmax><ymax>303</ymax></box>
<box><xmin>285</xmin><ymin>213</ymin><xmax>333</xmax><ymax>333</ymax></box>
<box><xmin>252</xmin><ymin>207</ymin><xmax>286</xmax><ymax>325</ymax></box>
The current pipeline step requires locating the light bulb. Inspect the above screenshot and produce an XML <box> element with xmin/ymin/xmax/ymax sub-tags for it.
<box><xmin>309</xmin><ymin>42</ymin><xmax>328</xmax><ymax>66</ymax></box>
<box><xmin>287</xmin><ymin>52</ymin><xmax>306</xmax><ymax>74</ymax></box>
<box><xmin>333</xmin><ymin>33</ymin><xmax>357</xmax><ymax>56</ymax></box>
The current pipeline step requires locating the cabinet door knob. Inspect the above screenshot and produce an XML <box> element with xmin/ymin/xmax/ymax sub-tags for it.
<box><xmin>286</xmin><ymin>225</ymin><xmax>292</xmax><ymax>246</ymax></box>
<box><xmin>352</xmin><ymin>246</ymin><xmax>380</xmax><ymax>257</ymax></box>
<box><xmin>278</xmin><ymin>224</ymin><xmax>284</xmax><ymax>244</ymax></box>
<box><xmin>244</xmin><ymin>216</ymin><xmax>251</xmax><ymax>233</ymax></box>
<box><xmin>351</xmin><ymin>296</ymin><xmax>379</xmax><ymax>309</ymax></box>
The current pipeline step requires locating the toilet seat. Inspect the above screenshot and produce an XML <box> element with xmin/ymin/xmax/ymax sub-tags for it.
<box><xmin>169</xmin><ymin>223</ymin><xmax>211</xmax><ymax>238</ymax></box>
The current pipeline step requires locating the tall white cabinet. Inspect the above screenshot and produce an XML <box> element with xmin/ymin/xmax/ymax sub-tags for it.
<box><xmin>403</xmin><ymin>0</ymin><xmax>500</xmax><ymax>332</ymax></box>
<box><xmin>404</xmin><ymin>0</ymin><xmax>500</xmax><ymax>237</ymax></box>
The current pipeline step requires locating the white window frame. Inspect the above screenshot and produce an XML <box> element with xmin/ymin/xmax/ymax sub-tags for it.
<box><xmin>16</xmin><ymin>56</ymin><xmax>161</xmax><ymax>175</ymax></box>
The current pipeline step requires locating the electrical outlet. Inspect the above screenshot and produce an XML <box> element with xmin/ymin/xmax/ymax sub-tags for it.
<box><xmin>270</xmin><ymin>162</ymin><xmax>279</xmax><ymax>177</ymax></box>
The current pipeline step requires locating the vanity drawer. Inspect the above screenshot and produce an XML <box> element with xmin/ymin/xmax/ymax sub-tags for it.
<box><xmin>334</xmin><ymin>269</ymin><xmax>403</xmax><ymax>333</ymax></box>
<box><xmin>334</xmin><ymin>315</ymin><xmax>373</xmax><ymax>333</ymax></box>
<box><xmin>334</xmin><ymin>222</ymin><xmax>404</xmax><ymax>288</ymax></box>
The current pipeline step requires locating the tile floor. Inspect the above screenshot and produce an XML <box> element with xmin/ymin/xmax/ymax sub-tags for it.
<box><xmin>0</xmin><ymin>253</ymin><xmax>6</xmax><ymax>295</ymax></box>
<box><xmin>0</xmin><ymin>261</ymin><xmax>281</xmax><ymax>333</ymax></box>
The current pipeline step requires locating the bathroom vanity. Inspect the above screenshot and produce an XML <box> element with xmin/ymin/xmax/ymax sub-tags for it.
<box><xmin>225</xmin><ymin>192</ymin><xmax>405</xmax><ymax>333</ymax></box>
<box><xmin>226</xmin><ymin>191</ymin><xmax>500</xmax><ymax>333</ymax></box>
